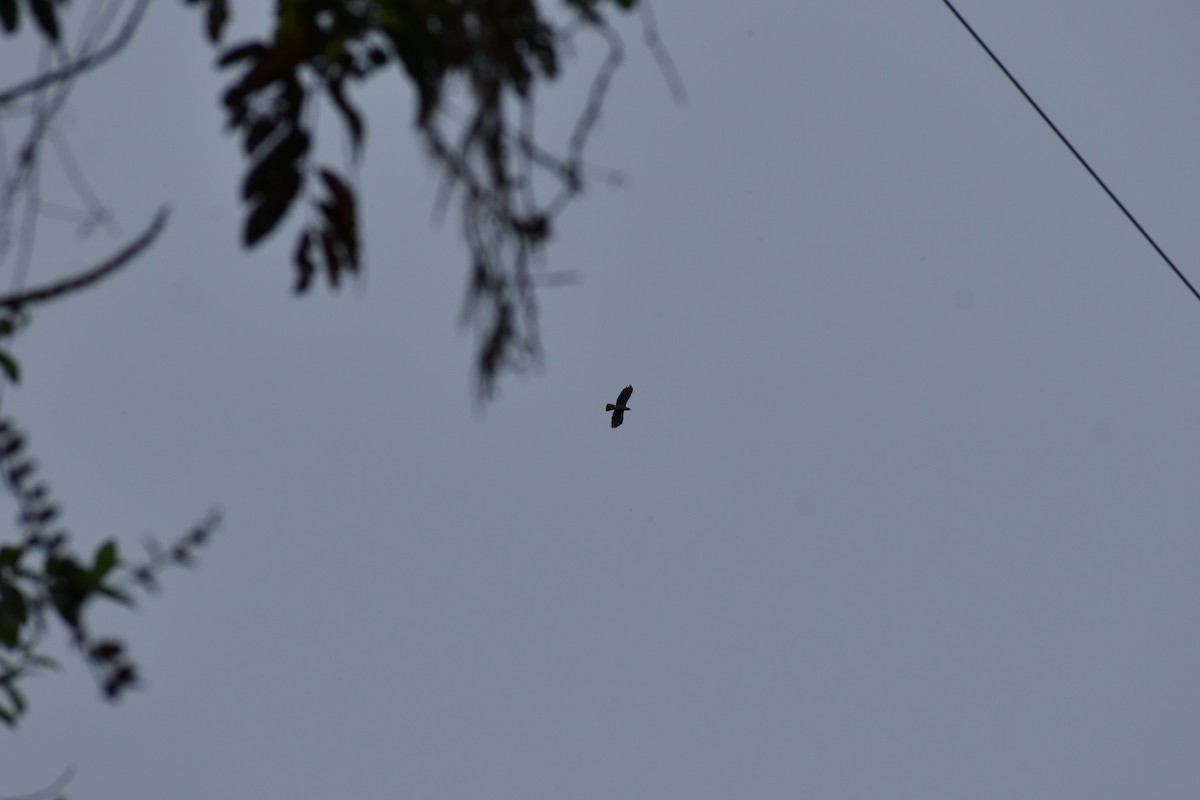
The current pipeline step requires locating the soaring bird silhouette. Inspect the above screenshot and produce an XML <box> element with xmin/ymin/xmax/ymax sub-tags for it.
<box><xmin>606</xmin><ymin>385</ymin><xmax>633</xmax><ymax>428</ymax></box>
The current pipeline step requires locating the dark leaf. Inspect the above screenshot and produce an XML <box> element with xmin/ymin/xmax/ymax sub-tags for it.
<box><xmin>50</xmin><ymin>589</ymin><xmax>82</xmax><ymax>628</ymax></box>
<box><xmin>0</xmin><ymin>581</ymin><xmax>27</xmax><ymax>647</ymax></box>
<box><xmin>204</xmin><ymin>0</ymin><xmax>229</xmax><ymax>44</ymax></box>
<box><xmin>224</xmin><ymin>47</ymin><xmax>307</xmax><ymax>101</ymax></box>
<box><xmin>217</xmin><ymin>41</ymin><xmax>266</xmax><ymax>68</ymax></box>
<box><xmin>2</xmin><ymin>682</ymin><xmax>25</xmax><ymax>715</ymax></box>
<box><xmin>93</xmin><ymin>540</ymin><xmax>118</xmax><ymax>577</ymax></box>
<box><xmin>187</xmin><ymin>519</ymin><xmax>214</xmax><ymax>546</ymax></box>
<box><xmin>171</xmin><ymin>544</ymin><xmax>193</xmax><ymax>566</ymax></box>
<box><xmin>0</xmin><ymin>546</ymin><xmax>21</xmax><ymax>567</ymax></box>
<box><xmin>0</xmin><ymin>430</ymin><xmax>24</xmax><ymax>459</ymax></box>
<box><xmin>381</xmin><ymin>23</ymin><xmax>442</xmax><ymax>125</ymax></box>
<box><xmin>18</xmin><ymin>503</ymin><xmax>58</xmax><ymax>528</ymax></box>
<box><xmin>103</xmin><ymin>664</ymin><xmax>138</xmax><ymax>699</ymax></box>
<box><xmin>28</xmin><ymin>0</ymin><xmax>57</xmax><ymax>42</ymax></box>
<box><xmin>327</xmin><ymin>79</ymin><xmax>364</xmax><ymax>158</ymax></box>
<box><xmin>133</xmin><ymin>566</ymin><xmax>157</xmax><ymax>591</ymax></box>
<box><xmin>4</xmin><ymin>460</ymin><xmax>33</xmax><ymax>490</ymax></box>
<box><xmin>244</xmin><ymin>118</ymin><xmax>276</xmax><ymax>157</ymax></box>
<box><xmin>241</xmin><ymin>128</ymin><xmax>308</xmax><ymax>201</ymax></box>
<box><xmin>183</xmin><ymin>0</ymin><xmax>228</xmax><ymax>44</ymax></box>
<box><xmin>319</xmin><ymin>228</ymin><xmax>342</xmax><ymax>288</ymax></box>
<box><xmin>0</xmin><ymin>0</ymin><xmax>16</xmax><ymax>34</ymax></box>
<box><xmin>318</xmin><ymin>168</ymin><xmax>354</xmax><ymax>211</ymax></box>
<box><xmin>243</xmin><ymin>169</ymin><xmax>302</xmax><ymax>246</ymax></box>
<box><xmin>366</xmin><ymin>45</ymin><xmax>389</xmax><ymax>67</ymax></box>
<box><xmin>317</xmin><ymin>169</ymin><xmax>359</xmax><ymax>271</ymax></box>
<box><xmin>293</xmin><ymin>229</ymin><xmax>316</xmax><ymax>294</ymax></box>
<box><xmin>88</xmin><ymin>640</ymin><xmax>123</xmax><ymax>663</ymax></box>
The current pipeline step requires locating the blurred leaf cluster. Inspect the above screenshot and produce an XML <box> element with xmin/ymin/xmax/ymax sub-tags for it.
<box><xmin>0</xmin><ymin>371</ymin><xmax>221</xmax><ymax>726</ymax></box>
<box><xmin>0</xmin><ymin>308</ymin><xmax>218</xmax><ymax>730</ymax></box>
<box><xmin>187</xmin><ymin>0</ymin><xmax>641</xmax><ymax>399</ymax></box>
<box><xmin>0</xmin><ymin>0</ymin><xmax>655</xmax><ymax>733</ymax></box>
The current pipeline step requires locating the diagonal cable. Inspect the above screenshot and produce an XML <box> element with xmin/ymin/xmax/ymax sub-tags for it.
<box><xmin>941</xmin><ymin>0</ymin><xmax>1200</xmax><ymax>304</ymax></box>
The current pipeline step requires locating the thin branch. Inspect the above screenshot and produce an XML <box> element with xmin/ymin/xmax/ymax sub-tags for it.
<box><xmin>639</xmin><ymin>0</ymin><xmax>687</xmax><ymax>103</ymax></box>
<box><xmin>12</xmin><ymin>144</ymin><xmax>40</xmax><ymax>292</ymax></box>
<box><xmin>1</xmin><ymin>41</ymin><xmax>80</xmax><ymax>272</ymax></box>
<box><xmin>0</xmin><ymin>0</ymin><xmax>152</xmax><ymax>107</ymax></box>
<box><xmin>436</xmin><ymin>99</ymin><xmax>627</xmax><ymax>191</ymax></box>
<box><xmin>29</xmin><ymin>199</ymin><xmax>94</xmax><ymax>227</ymax></box>
<box><xmin>0</xmin><ymin>206</ymin><xmax>169</xmax><ymax>309</ymax></box>
<box><xmin>429</xmin><ymin>106</ymin><xmax>487</xmax><ymax>226</ymax></box>
<box><xmin>566</xmin><ymin>21</ymin><xmax>623</xmax><ymax>175</ymax></box>
<box><xmin>544</xmin><ymin>18</ymin><xmax>624</xmax><ymax>220</ymax></box>
<box><xmin>49</xmin><ymin>128</ymin><xmax>119</xmax><ymax>237</ymax></box>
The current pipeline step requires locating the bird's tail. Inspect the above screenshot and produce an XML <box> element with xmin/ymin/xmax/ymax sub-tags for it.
<box><xmin>605</xmin><ymin>404</ymin><xmax>616</xmax><ymax>411</ymax></box>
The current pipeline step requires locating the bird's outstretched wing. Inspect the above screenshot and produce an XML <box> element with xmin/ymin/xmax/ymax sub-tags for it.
<box><xmin>610</xmin><ymin>409</ymin><xmax>625</xmax><ymax>428</ymax></box>
<box><xmin>617</xmin><ymin>385</ymin><xmax>633</xmax><ymax>405</ymax></box>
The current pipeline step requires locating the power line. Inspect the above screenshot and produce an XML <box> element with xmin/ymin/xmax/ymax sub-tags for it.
<box><xmin>940</xmin><ymin>0</ymin><xmax>1200</xmax><ymax>304</ymax></box>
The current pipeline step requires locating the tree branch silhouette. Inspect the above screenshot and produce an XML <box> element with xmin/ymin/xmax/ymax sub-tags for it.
<box><xmin>0</xmin><ymin>0</ymin><xmax>151</xmax><ymax>107</ymax></box>
<box><xmin>0</xmin><ymin>207</ymin><xmax>169</xmax><ymax>310</ymax></box>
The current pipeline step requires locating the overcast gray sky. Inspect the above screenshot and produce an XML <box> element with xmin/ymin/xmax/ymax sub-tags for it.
<box><xmin>3</xmin><ymin>1</ymin><xmax>1200</xmax><ymax>797</ymax></box>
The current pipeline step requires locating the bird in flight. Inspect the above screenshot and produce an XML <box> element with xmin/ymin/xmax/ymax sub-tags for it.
<box><xmin>606</xmin><ymin>385</ymin><xmax>633</xmax><ymax>428</ymax></box>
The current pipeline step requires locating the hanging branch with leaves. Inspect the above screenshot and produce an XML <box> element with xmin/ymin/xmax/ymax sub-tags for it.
<box><xmin>185</xmin><ymin>0</ymin><xmax>680</xmax><ymax>400</ymax></box>
<box><xmin>0</xmin><ymin>0</ymin><xmax>221</xmax><ymax>729</ymax></box>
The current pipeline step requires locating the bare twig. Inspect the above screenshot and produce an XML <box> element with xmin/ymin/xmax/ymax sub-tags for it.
<box><xmin>639</xmin><ymin>0</ymin><xmax>687</xmax><ymax>103</ymax></box>
<box><xmin>543</xmin><ymin>19</ymin><xmax>624</xmax><ymax>220</ymax></box>
<box><xmin>0</xmin><ymin>206</ymin><xmax>169</xmax><ymax>309</ymax></box>
<box><xmin>1</xmin><ymin>93</ymin><xmax>81</xmax><ymax>277</ymax></box>
<box><xmin>566</xmin><ymin>21</ymin><xmax>624</xmax><ymax>176</ymax></box>
<box><xmin>49</xmin><ymin>128</ymin><xmax>119</xmax><ymax>237</ymax></box>
<box><xmin>0</xmin><ymin>0</ymin><xmax>152</xmax><ymax>107</ymax></box>
<box><xmin>0</xmin><ymin>765</ymin><xmax>75</xmax><ymax>800</ymax></box>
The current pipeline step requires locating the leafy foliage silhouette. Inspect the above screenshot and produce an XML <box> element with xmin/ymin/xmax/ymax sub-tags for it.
<box><xmin>0</xmin><ymin>309</ymin><xmax>221</xmax><ymax>728</ymax></box>
<box><xmin>186</xmin><ymin>0</ymin><xmax>658</xmax><ymax>399</ymax></box>
<box><xmin>0</xmin><ymin>0</ymin><xmax>671</xmax><ymax>737</ymax></box>
<box><xmin>0</xmin><ymin>1</ymin><xmax>219</xmax><ymax>732</ymax></box>
<box><xmin>0</xmin><ymin>364</ymin><xmax>218</xmax><ymax>728</ymax></box>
